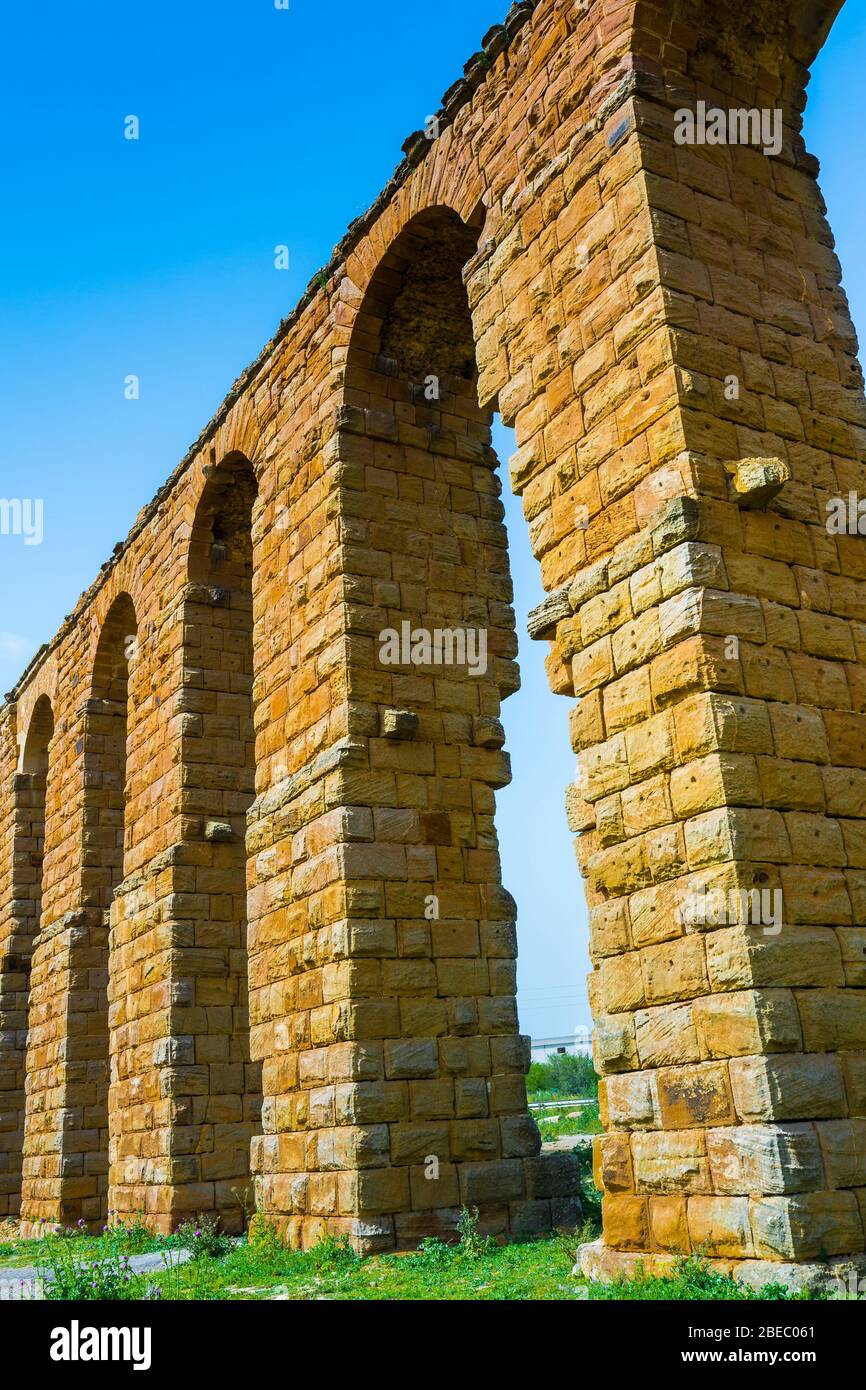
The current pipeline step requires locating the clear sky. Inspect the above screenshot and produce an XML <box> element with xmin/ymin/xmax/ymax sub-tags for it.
<box><xmin>2</xmin><ymin>0</ymin><xmax>864</xmax><ymax>1040</ymax></box>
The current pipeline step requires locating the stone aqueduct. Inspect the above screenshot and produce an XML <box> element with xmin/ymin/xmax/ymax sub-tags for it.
<box><xmin>1</xmin><ymin>0</ymin><xmax>864</xmax><ymax>1283</ymax></box>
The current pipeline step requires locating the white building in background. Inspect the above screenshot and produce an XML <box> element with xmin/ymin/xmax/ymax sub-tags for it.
<box><xmin>530</xmin><ymin>1026</ymin><xmax>592</xmax><ymax>1064</ymax></box>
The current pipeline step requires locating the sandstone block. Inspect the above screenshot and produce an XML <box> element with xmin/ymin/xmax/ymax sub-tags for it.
<box><xmin>593</xmin><ymin>1133</ymin><xmax>634</xmax><ymax>1194</ymax></box>
<box><xmin>706</xmin><ymin>1124</ymin><xmax>824</xmax><ymax>1196</ymax></box>
<box><xmin>649</xmin><ymin>1194</ymin><xmax>690</xmax><ymax>1254</ymax></box>
<box><xmin>605</xmin><ymin>1070</ymin><xmax>659</xmax><ymax>1130</ymax></box>
<box><xmin>730</xmin><ymin>1054</ymin><xmax>847</xmax><ymax>1123</ymax></box>
<box><xmin>693</xmin><ymin>989</ymin><xmax>802</xmax><ymax>1060</ymax></box>
<box><xmin>816</xmin><ymin>1120</ymin><xmax>866</xmax><ymax>1188</ymax></box>
<box><xmin>656</xmin><ymin>1061</ymin><xmax>735</xmax><ymax>1129</ymax></box>
<box><xmin>687</xmin><ymin>1195</ymin><xmax>753</xmax><ymax>1258</ymax></box>
<box><xmin>632</xmin><ymin>1130</ymin><xmax>710</xmax><ymax>1194</ymax></box>
<box><xmin>750</xmin><ymin>1192</ymin><xmax>864</xmax><ymax>1260</ymax></box>
<box><xmin>602</xmin><ymin>1194</ymin><xmax>649</xmax><ymax>1252</ymax></box>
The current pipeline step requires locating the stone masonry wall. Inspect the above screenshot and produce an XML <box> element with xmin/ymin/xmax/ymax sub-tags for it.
<box><xmin>568</xmin><ymin>0</ymin><xmax>866</xmax><ymax>1284</ymax></box>
<box><xmin>0</xmin><ymin>0</ymin><xmax>860</xmax><ymax>1277</ymax></box>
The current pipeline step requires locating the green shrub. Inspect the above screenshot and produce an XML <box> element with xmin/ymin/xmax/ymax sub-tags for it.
<box><xmin>527</xmin><ymin>1052</ymin><xmax>597</xmax><ymax>1099</ymax></box>
<box><xmin>175</xmin><ymin>1214</ymin><xmax>232</xmax><ymax>1260</ymax></box>
<box><xmin>41</xmin><ymin>1242</ymin><xmax>136</xmax><ymax>1300</ymax></box>
<box><xmin>310</xmin><ymin>1234</ymin><xmax>360</xmax><ymax>1272</ymax></box>
<box><xmin>594</xmin><ymin>1255</ymin><xmax>820</xmax><ymax>1302</ymax></box>
<box><xmin>415</xmin><ymin>1207</ymin><xmax>493</xmax><ymax>1268</ymax></box>
<box><xmin>415</xmin><ymin>1236</ymin><xmax>453</xmax><ymax>1269</ymax></box>
<box><xmin>102</xmin><ymin>1215</ymin><xmax>156</xmax><ymax>1255</ymax></box>
<box><xmin>457</xmin><ymin>1206</ymin><xmax>492</xmax><ymax>1257</ymax></box>
<box><xmin>247</xmin><ymin>1213</ymin><xmax>283</xmax><ymax>1251</ymax></box>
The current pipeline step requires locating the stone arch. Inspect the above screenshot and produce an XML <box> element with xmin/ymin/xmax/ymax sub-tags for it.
<box><xmin>85</xmin><ymin>593</ymin><xmax>138</xmax><ymax>909</ymax></box>
<box><xmin>15</xmin><ymin>692</ymin><xmax>55</xmax><ymax>956</ymax></box>
<box><xmin>346</xmin><ymin>204</ymin><xmax>487</xmax><ymax>396</ymax></box>
<box><xmin>255</xmin><ymin>201</ymin><xmax>547</xmax><ymax>1248</ymax></box>
<box><xmin>341</xmin><ymin>189</ymin><xmax>510</xmax><ymax>431</ymax></box>
<box><xmin>21</xmin><ymin>695</ymin><xmax>54</xmax><ymax>776</ymax></box>
<box><xmin>58</xmin><ymin>591</ymin><xmax>139</xmax><ymax>1228</ymax></box>
<box><xmin>188</xmin><ymin>452</ymin><xmax>259</xmax><ymax>586</ymax></box>
<box><xmin>178</xmin><ymin>451</ymin><xmax>262</xmax><ymax>1229</ymax></box>
<box><xmin>628</xmin><ymin>0</ymin><xmax>845</xmax><ymax>93</ymax></box>
<box><xmin>0</xmin><ymin>694</ymin><xmax>56</xmax><ymax>1218</ymax></box>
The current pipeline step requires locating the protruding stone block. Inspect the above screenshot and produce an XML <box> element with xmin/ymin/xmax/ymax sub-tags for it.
<box><xmin>726</xmin><ymin>457</ymin><xmax>792</xmax><ymax>510</ymax></box>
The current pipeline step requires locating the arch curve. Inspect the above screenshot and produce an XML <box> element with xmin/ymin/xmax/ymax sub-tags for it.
<box><xmin>21</xmin><ymin>694</ymin><xmax>54</xmax><ymax>776</ymax></box>
<box><xmin>91</xmin><ymin>592</ymin><xmax>138</xmax><ymax>703</ymax></box>
<box><xmin>188</xmin><ymin>452</ymin><xmax>258</xmax><ymax>587</ymax></box>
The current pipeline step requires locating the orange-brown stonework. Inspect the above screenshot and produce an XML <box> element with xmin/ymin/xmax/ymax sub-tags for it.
<box><xmin>1</xmin><ymin>0</ymin><xmax>863</xmax><ymax>1277</ymax></box>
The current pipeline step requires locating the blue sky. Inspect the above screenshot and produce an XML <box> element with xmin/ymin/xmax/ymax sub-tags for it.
<box><xmin>1</xmin><ymin>0</ymin><xmax>864</xmax><ymax>1040</ymax></box>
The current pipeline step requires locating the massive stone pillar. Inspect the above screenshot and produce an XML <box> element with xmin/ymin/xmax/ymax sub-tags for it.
<box><xmin>0</xmin><ymin>703</ymin><xmax>54</xmax><ymax>1218</ymax></box>
<box><xmin>107</xmin><ymin>455</ymin><xmax>265</xmax><ymax>1235</ymax></box>
<box><xmin>0</xmin><ymin>696</ymin><xmax>57</xmax><ymax>1223</ymax></box>
<box><xmin>19</xmin><ymin>604</ymin><xmax>139</xmax><ymax>1230</ymax></box>
<box><xmin>247</xmin><ymin>204</ymin><xmax>579</xmax><ymax>1251</ymax></box>
<box><xmin>554</xmin><ymin>0</ymin><xmax>865</xmax><ymax>1287</ymax></box>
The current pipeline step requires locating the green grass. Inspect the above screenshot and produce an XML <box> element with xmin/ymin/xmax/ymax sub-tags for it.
<box><xmin>0</xmin><ymin>1212</ymin><xmax>828</xmax><ymax>1302</ymax></box>
<box><xmin>144</xmin><ymin>1230</ymin><xmax>589</xmax><ymax>1301</ymax></box>
<box><xmin>0</xmin><ymin>1215</ymin><xmax>175</xmax><ymax>1279</ymax></box>
<box><xmin>591</xmin><ymin>1258</ymin><xmax>824</xmax><ymax>1301</ymax></box>
<box><xmin>533</xmin><ymin>1102</ymin><xmax>603</xmax><ymax>1143</ymax></box>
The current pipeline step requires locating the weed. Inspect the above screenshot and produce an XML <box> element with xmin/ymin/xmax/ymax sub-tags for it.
<box><xmin>587</xmin><ymin>1255</ymin><xmax>822</xmax><ymax>1303</ymax></box>
<box><xmin>457</xmin><ymin>1206</ymin><xmax>491</xmax><ymax>1258</ymax></box>
<box><xmin>40</xmin><ymin>1241</ymin><xmax>136</xmax><ymax>1300</ymax></box>
<box><xmin>310</xmin><ymin>1235</ymin><xmax>360</xmax><ymax>1272</ymax></box>
<box><xmin>231</xmin><ymin>1186</ymin><xmax>255</xmax><ymax>1233</ymax></box>
<box><xmin>102</xmin><ymin>1215</ymin><xmax>158</xmax><ymax>1255</ymax></box>
<box><xmin>175</xmin><ymin>1214</ymin><xmax>233</xmax><ymax>1260</ymax></box>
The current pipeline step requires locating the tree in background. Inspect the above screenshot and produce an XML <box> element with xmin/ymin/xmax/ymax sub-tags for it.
<box><xmin>527</xmin><ymin>1053</ymin><xmax>598</xmax><ymax>1099</ymax></box>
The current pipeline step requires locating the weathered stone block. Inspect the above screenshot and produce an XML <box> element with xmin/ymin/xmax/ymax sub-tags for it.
<box><xmin>730</xmin><ymin>1055</ymin><xmax>847</xmax><ymax>1124</ymax></box>
<box><xmin>687</xmin><ymin>1195</ymin><xmax>753</xmax><ymax>1259</ymax></box>
<box><xmin>750</xmin><ymin>1193</ymin><xmax>864</xmax><ymax>1261</ymax></box>
<box><xmin>632</xmin><ymin>1130</ymin><xmax>710</xmax><ymax>1194</ymax></box>
<box><xmin>706</xmin><ymin>1124</ymin><xmax>824</xmax><ymax>1196</ymax></box>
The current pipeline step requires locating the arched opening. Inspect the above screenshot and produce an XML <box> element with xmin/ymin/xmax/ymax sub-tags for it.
<box><xmin>21</xmin><ymin>695</ymin><xmax>54</xmax><ymax>776</ymax></box>
<box><xmin>85</xmin><ymin>592</ymin><xmax>137</xmax><ymax>905</ymax></box>
<box><xmin>285</xmin><ymin>203</ymin><xmax>585</xmax><ymax>1244</ymax></box>
<box><xmin>183</xmin><ymin>453</ymin><xmax>261</xmax><ymax>1229</ymax></box>
<box><xmin>75</xmin><ymin>592</ymin><xmax>137</xmax><ymax>1226</ymax></box>
<box><xmin>347</xmin><ymin>205</ymin><xmax>483</xmax><ymax>397</ymax></box>
<box><xmin>493</xmin><ymin>436</ymin><xmax>590</xmax><ymax>1079</ymax></box>
<box><xmin>19</xmin><ymin>697</ymin><xmax>54</xmax><ymax>947</ymax></box>
<box><xmin>0</xmin><ymin>695</ymin><xmax>55</xmax><ymax>1219</ymax></box>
